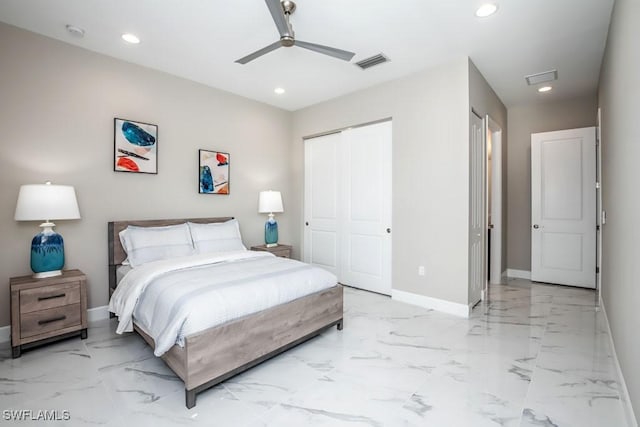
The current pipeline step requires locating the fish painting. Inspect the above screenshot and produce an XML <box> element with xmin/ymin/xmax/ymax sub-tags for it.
<box><xmin>115</xmin><ymin>118</ymin><xmax>158</xmax><ymax>174</ymax></box>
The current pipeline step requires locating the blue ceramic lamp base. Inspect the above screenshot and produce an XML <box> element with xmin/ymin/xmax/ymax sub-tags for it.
<box><xmin>31</xmin><ymin>222</ymin><xmax>65</xmax><ymax>279</ymax></box>
<box><xmin>265</xmin><ymin>214</ymin><xmax>279</xmax><ymax>248</ymax></box>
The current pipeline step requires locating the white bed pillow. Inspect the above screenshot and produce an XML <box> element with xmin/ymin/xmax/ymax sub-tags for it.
<box><xmin>188</xmin><ymin>219</ymin><xmax>246</xmax><ymax>254</ymax></box>
<box><xmin>119</xmin><ymin>223</ymin><xmax>195</xmax><ymax>267</ymax></box>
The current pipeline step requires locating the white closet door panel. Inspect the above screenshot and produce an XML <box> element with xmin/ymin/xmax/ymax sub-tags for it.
<box><xmin>341</xmin><ymin>121</ymin><xmax>392</xmax><ymax>295</ymax></box>
<box><xmin>304</xmin><ymin>132</ymin><xmax>340</xmax><ymax>276</ymax></box>
<box><xmin>309</xmin><ymin>231</ymin><xmax>338</xmax><ymax>268</ymax></box>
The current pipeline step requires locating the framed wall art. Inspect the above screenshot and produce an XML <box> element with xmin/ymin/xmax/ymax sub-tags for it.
<box><xmin>114</xmin><ymin>118</ymin><xmax>158</xmax><ymax>174</ymax></box>
<box><xmin>199</xmin><ymin>150</ymin><xmax>230</xmax><ymax>194</ymax></box>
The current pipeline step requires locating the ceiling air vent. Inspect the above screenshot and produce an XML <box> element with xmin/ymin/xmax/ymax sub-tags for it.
<box><xmin>525</xmin><ymin>69</ymin><xmax>558</xmax><ymax>85</ymax></box>
<box><xmin>355</xmin><ymin>53</ymin><xmax>390</xmax><ymax>70</ymax></box>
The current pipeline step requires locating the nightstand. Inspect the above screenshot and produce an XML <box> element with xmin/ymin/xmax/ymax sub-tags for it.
<box><xmin>10</xmin><ymin>269</ymin><xmax>88</xmax><ymax>358</ymax></box>
<box><xmin>250</xmin><ymin>244</ymin><xmax>292</xmax><ymax>258</ymax></box>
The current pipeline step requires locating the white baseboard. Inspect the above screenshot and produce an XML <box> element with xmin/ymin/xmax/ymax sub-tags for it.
<box><xmin>506</xmin><ymin>269</ymin><xmax>531</xmax><ymax>280</ymax></box>
<box><xmin>87</xmin><ymin>305</ymin><xmax>110</xmax><ymax>322</ymax></box>
<box><xmin>392</xmin><ymin>289</ymin><xmax>470</xmax><ymax>318</ymax></box>
<box><xmin>600</xmin><ymin>297</ymin><xmax>638</xmax><ymax>427</ymax></box>
<box><xmin>0</xmin><ymin>305</ymin><xmax>111</xmax><ymax>344</ymax></box>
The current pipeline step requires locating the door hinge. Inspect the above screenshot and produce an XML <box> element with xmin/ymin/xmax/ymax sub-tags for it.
<box><xmin>596</xmin><ymin>225</ymin><xmax>600</xmax><ymax>231</ymax></box>
<box><xmin>596</xmin><ymin>266</ymin><xmax>600</xmax><ymax>274</ymax></box>
<box><xmin>596</xmin><ymin>182</ymin><xmax>601</xmax><ymax>189</ymax></box>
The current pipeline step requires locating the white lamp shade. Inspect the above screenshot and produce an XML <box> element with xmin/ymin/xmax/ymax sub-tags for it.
<box><xmin>15</xmin><ymin>184</ymin><xmax>81</xmax><ymax>221</ymax></box>
<box><xmin>258</xmin><ymin>191</ymin><xmax>284</xmax><ymax>213</ymax></box>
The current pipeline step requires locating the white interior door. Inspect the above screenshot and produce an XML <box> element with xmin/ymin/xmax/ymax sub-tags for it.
<box><xmin>341</xmin><ymin>122</ymin><xmax>392</xmax><ymax>295</ymax></box>
<box><xmin>531</xmin><ymin>127</ymin><xmax>596</xmax><ymax>288</ymax></box>
<box><xmin>469</xmin><ymin>113</ymin><xmax>485</xmax><ymax>306</ymax></box>
<box><xmin>304</xmin><ymin>132</ymin><xmax>340</xmax><ymax>276</ymax></box>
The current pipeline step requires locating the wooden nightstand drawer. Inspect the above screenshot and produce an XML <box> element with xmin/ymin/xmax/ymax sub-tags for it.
<box><xmin>20</xmin><ymin>303</ymin><xmax>82</xmax><ymax>339</ymax></box>
<box><xmin>20</xmin><ymin>282</ymin><xmax>81</xmax><ymax>313</ymax></box>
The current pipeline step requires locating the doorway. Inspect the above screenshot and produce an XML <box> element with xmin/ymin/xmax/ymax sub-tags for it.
<box><xmin>469</xmin><ymin>111</ymin><xmax>485</xmax><ymax>307</ymax></box>
<box><xmin>486</xmin><ymin>116</ymin><xmax>503</xmax><ymax>289</ymax></box>
<box><xmin>470</xmin><ymin>112</ymin><xmax>503</xmax><ymax>304</ymax></box>
<box><xmin>530</xmin><ymin>127</ymin><xmax>596</xmax><ymax>288</ymax></box>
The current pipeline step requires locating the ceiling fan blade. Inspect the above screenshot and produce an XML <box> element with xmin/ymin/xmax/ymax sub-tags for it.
<box><xmin>235</xmin><ymin>41</ymin><xmax>282</xmax><ymax>64</ymax></box>
<box><xmin>294</xmin><ymin>40</ymin><xmax>355</xmax><ymax>61</ymax></box>
<box><xmin>265</xmin><ymin>0</ymin><xmax>292</xmax><ymax>37</ymax></box>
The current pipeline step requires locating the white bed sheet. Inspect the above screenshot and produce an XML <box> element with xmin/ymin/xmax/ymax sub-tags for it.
<box><xmin>108</xmin><ymin>251</ymin><xmax>337</xmax><ymax>356</ymax></box>
<box><xmin>116</xmin><ymin>264</ymin><xmax>133</xmax><ymax>284</ymax></box>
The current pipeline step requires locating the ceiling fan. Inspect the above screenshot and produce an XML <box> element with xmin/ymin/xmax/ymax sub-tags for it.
<box><xmin>235</xmin><ymin>0</ymin><xmax>356</xmax><ymax>64</ymax></box>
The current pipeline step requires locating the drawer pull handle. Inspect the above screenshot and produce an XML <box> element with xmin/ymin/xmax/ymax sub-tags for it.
<box><xmin>38</xmin><ymin>315</ymin><xmax>66</xmax><ymax>325</ymax></box>
<box><xmin>38</xmin><ymin>293</ymin><xmax>66</xmax><ymax>301</ymax></box>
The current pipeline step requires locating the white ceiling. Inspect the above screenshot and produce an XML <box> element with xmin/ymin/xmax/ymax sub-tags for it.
<box><xmin>0</xmin><ymin>0</ymin><xmax>614</xmax><ymax>111</ymax></box>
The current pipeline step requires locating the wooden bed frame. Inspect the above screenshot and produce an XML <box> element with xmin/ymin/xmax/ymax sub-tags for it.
<box><xmin>107</xmin><ymin>217</ymin><xmax>343</xmax><ymax>408</ymax></box>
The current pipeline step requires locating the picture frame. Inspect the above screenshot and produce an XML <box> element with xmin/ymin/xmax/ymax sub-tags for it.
<box><xmin>114</xmin><ymin>118</ymin><xmax>158</xmax><ymax>174</ymax></box>
<box><xmin>199</xmin><ymin>149</ymin><xmax>230</xmax><ymax>194</ymax></box>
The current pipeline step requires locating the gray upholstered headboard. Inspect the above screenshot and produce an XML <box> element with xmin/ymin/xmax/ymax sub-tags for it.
<box><xmin>107</xmin><ymin>217</ymin><xmax>233</xmax><ymax>299</ymax></box>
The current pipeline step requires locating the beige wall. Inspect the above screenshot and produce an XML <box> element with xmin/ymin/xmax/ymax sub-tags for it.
<box><xmin>468</xmin><ymin>59</ymin><xmax>508</xmax><ymax>295</ymax></box>
<box><xmin>0</xmin><ymin>23</ymin><xmax>292</xmax><ymax>327</ymax></box>
<box><xmin>598</xmin><ymin>0</ymin><xmax>640</xmax><ymax>417</ymax></box>
<box><xmin>292</xmin><ymin>58</ymin><xmax>471</xmax><ymax>305</ymax></box>
<box><xmin>506</xmin><ymin>95</ymin><xmax>597</xmax><ymax>271</ymax></box>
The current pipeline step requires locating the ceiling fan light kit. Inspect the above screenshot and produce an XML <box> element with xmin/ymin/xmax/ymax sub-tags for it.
<box><xmin>235</xmin><ymin>0</ymin><xmax>355</xmax><ymax>64</ymax></box>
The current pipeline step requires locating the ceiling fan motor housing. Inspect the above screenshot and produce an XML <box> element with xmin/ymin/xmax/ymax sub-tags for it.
<box><xmin>280</xmin><ymin>36</ymin><xmax>295</xmax><ymax>47</ymax></box>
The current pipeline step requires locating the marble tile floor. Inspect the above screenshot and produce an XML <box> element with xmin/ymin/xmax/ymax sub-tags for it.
<box><xmin>0</xmin><ymin>278</ymin><xmax>632</xmax><ymax>426</ymax></box>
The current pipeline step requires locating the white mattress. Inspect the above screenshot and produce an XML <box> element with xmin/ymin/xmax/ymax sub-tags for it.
<box><xmin>109</xmin><ymin>251</ymin><xmax>337</xmax><ymax>356</ymax></box>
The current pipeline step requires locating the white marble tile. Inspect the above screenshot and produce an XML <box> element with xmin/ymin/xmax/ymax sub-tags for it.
<box><xmin>100</xmin><ymin>354</ymin><xmax>184</xmax><ymax>409</ymax></box>
<box><xmin>124</xmin><ymin>386</ymin><xmax>267</xmax><ymax>427</ymax></box>
<box><xmin>7</xmin><ymin>378</ymin><xmax>126</xmax><ymax>427</ymax></box>
<box><xmin>0</xmin><ymin>339</ymin><xmax>96</xmax><ymax>406</ymax></box>
<box><xmin>0</xmin><ymin>280</ymin><xmax>632</xmax><ymax>426</ymax></box>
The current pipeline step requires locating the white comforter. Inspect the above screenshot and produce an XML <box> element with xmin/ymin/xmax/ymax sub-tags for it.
<box><xmin>108</xmin><ymin>251</ymin><xmax>337</xmax><ymax>356</ymax></box>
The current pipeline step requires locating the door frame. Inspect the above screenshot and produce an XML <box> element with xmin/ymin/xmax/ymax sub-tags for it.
<box><xmin>596</xmin><ymin>108</ymin><xmax>603</xmax><ymax>303</ymax></box>
<box><xmin>469</xmin><ymin>110</ymin><xmax>486</xmax><ymax>306</ymax></box>
<box><xmin>486</xmin><ymin>115</ymin><xmax>503</xmax><ymax>290</ymax></box>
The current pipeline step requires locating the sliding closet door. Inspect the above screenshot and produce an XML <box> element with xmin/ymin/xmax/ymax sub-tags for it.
<box><xmin>341</xmin><ymin>122</ymin><xmax>392</xmax><ymax>295</ymax></box>
<box><xmin>303</xmin><ymin>132</ymin><xmax>341</xmax><ymax>276</ymax></box>
<box><xmin>304</xmin><ymin>121</ymin><xmax>392</xmax><ymax>295</ymax></box>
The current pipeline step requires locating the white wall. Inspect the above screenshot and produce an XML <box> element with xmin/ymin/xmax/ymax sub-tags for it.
<box><xmin>598</xmin><ymin>0</ymin><xmax>640</xmax><ymax>417</ymax></box>
<box><xmin>292</xmin><ymin>58</ymin><xmax>471</xmax><ymax>305</ymax></box>
<box><xmin>0</xmin><ymin>23</ymin><xmax>292</xmax><ymax>327</ymax></box>
<box><xmin>506</xmin><ymin>95</ymin><xmax>597</xmax><ymax>271</ymax></box>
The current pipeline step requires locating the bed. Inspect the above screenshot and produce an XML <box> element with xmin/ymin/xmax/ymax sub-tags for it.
<box><xmin>107</xmin><ymin>217</ymin><xmax>343</xmax><ymax>408</ymax></box>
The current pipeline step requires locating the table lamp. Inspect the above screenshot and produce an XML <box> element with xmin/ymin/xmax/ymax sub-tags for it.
<box><xmin>14</xmin><ymin>182</ymin><xmax>81</xmax><ymax>278</ymax></box>
<box><xmin>258</xmin><ymin>190</ymin><xmax>283</xmax><ymax>247</ymax></box>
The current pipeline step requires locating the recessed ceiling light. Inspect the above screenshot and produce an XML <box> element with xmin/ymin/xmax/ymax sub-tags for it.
<box><xmin>121</xmin><ymin>33</ymin><xmax>140</xmax><ymax>44</ymax></box>
<box><xmin>274</xmin><ymin>87</ymin><xmax>285</xmax><ymax>95</ymax></box>
<box><xmin>65</xmin><ymin>24</ymin><xmax>85</xmax><ymax>38</ymax></box>
<box><xmin>476</xmin><ymin>3</ymin><xmax>498</xmax><ymax>17</ymax></box>
<box><xmin>538</xmin><ymin>86</ymin><xmax>553</xmax><ymax>93</ymax></box>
